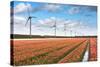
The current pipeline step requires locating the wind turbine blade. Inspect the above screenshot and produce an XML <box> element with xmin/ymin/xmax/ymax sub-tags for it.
<box><xmin>25</xmin><ymin>3</ymin><xmax>31</xmax><ymax>17</ymax></box>
<box><xmin>25</xmin><ymin>17</ymin><xmax>30</xmax><ymax>26</ymax></box>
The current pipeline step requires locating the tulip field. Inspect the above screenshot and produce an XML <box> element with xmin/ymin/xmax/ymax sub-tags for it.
<box><xmin>10</xmin><ymin>37</ymin><xmax>97</xmax><ymax>66</ymax></box>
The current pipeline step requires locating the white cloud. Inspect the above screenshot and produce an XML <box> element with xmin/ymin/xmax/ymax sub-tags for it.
<box><xmin>37</xmin><ymin>17</ymin><xmax>56</xmax><ymax>27</ymax></box>
<box><xmin>11</xmin><ymin>15</ymin><xmax>26</xmax><ymax>26</ymax></box>
<box><xmin>67</xmin><ymin>21</ymin><xmax>81</xmax><ymax>28</ymax></box>
<box><xmin>11</xmin><ymin>15</ymin><xmax>26</xmax><ymax>34</ymax></box>
<box><xmin>68</xmin><ymin>7</ymin><xmax>80</xmax><ymax>14</ymax></box>
<box><xmin>13</xmin><ymin>3</ymin><xmax>61</xmax><ymax>15</ymax></box>
<box><xmin>14</xmin><ymin>3</ymin><xmax>32</xmax><ymax>14</ymax></box>
<box><xmin>43</xmin><ymin>4</ymin><xmax>61</xmax><ymax>12</ymax></box>
<box><xmin>37</xmin><ymin>17</ymin><xmax>83</xmax><ymax>29</ymax></box>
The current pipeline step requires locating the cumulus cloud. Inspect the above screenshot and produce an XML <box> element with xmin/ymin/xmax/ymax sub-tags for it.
<box><xmin>14</xmin><ymin>16</ymin><xmax>26</xmax><ymax>24</ymax></box>
<box><xmin>14</xmin><ymin>3</ymin><xmax>32</xmax><ymax>14</ymax></box>
<box><xmin>37</xmin><ymin>17</ymin><xmax>65</xmax><ymax>28</ymax></box>
<box><xmin>38</xmin><ymin>17</ymin><xmax>56</xmax><ymax>26</ymax></box>
<box><xmin>13</xmin><ymin>3</ymin><xmax>62</xmax><ymax>14</ymax></box>
<box><xmin>43</xmin><ymin>3</ymin><xmax>61</xmax><ymax>12</ymax></box>
<box><xmin>68</xmin><ymin>7</ymin><xmax>80</xmax><ymax>15</ymax></box>
<box><xmin>67</xmin><ymin>21</ymin><xmax>81</xmax><ymax>28</ymax></box>
<box><xmin>31</xmin><ymin>3</ymin><xmax>61</xmax><ymax>13</ymax></box>
<box><xmin>11</xmin><ymin>15</ymin><xmax>26</xmax><ymax>26</ymax></box>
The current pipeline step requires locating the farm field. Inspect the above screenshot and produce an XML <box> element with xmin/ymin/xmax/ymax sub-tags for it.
<box><xmin>10</xmin><ymin>37</ymin><xmax>97</xmax><ymax>66</ymax></box>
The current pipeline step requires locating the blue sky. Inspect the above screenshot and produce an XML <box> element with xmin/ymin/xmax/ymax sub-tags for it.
<box><xmin>11</xmin><ymin>1</ymin><xmax>97</xmax><ymax>36</ymax></box>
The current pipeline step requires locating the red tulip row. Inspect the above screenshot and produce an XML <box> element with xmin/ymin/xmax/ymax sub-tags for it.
<box><xmin>88</xmin><ymin>38</ymin><xmax>97</xmax><ymax>61</ymax></box>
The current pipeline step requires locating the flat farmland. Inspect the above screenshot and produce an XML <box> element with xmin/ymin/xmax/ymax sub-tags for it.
<box><xmin>10</xmin><ymin>37</ymin><xmax>97</xmax><ymax>66</ymax></box>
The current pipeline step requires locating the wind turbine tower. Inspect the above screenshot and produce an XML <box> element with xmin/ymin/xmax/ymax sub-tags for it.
<box><xmin>54</xmin><ymin>19</ymin><xmax>57</xmax><ymax>36</ymax></box>
<box><xmin>64</xmin><ymin>23</ymin><xmax>67</xmax><ymax>36</ymax></box>
<box><xmin>25</xmin><ymin>3</ymin><xmax>37</xmax><ymax>37</ymax></box>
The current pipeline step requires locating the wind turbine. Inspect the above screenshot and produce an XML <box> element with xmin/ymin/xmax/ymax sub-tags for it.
<box><xmin>25</xmin><ymin>3</ymin><xmax>37</xmax><ymax>37</ymax></box>
<box><xmin>70</xmin><ymin>30</ymin><xmax>73</xmax><ymax>37</ymax></box>
<box><xmin>63</xmin><ymin>19</ymin><xmax>70</xmax><ymax>36</ymax></box>
<box><xmin>64</xmin><ymin>19</ymin><xmax>69</xmax><ymax>36</ymax></box>
<box><xmin>52</xmin><ymin>18</ymin><xmax>57</xmax><ymax>36</ymax></box>
<box><xmin>64</xmin><ymin>23</ymin><xmax>67</xmax><ymax>36</ymax></box>
<box><xmin>54</xmin><ymin>19</ymin><xmax>57</xmax><ymax>36</ymax></box>
<box><xmin>49</xmin><ymin>17</ymin><xmax>57</xmax><ymax>36</ymax></box>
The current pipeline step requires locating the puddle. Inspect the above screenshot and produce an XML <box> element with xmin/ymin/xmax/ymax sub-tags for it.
<box><xmin>82</xmin><ymin>44</ymin><xmax>89</xmax><ymax>62</ymax></box>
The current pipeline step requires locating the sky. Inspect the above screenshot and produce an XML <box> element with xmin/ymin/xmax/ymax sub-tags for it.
<box><xmin>10</xmin><ymin>1</ymin><xmax>97</xmax><ymax>36</ymax></box>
